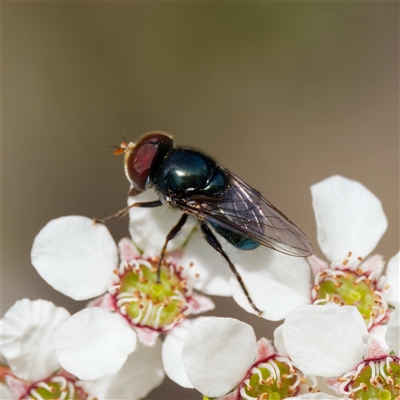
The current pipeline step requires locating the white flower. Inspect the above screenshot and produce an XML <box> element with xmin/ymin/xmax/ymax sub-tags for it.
<box><xmin>0</xmin><ymin>299</ymin><xmax>164</xmax><ymax>400</ymax></box>
<box><xmin>307</xmin><ymin>176</ymin><xmax>400</xmax><ymax>329</ymax></box>
<box><xmin>277</xmin><ymin>303</ymin><xmax>400</xmax><ymax>399</ymax></box>
<box><xmin>129</xmin><ymin>189</ymin><xmax>312</xmax><ymax>321</ymax></box>
<box><xmin>31</xmin><ymin>215</ymin><xmax>213</xmax><ymax>379</ymax></box>
<box><xmin>163</xmin><ymin>317</ymin><xmax>318</xmax><ymax>399</ymax></box>
<box><xmin>233</xmin><ymin>175</ymin><xmax>397</xmax><ymax>324</ymax></box>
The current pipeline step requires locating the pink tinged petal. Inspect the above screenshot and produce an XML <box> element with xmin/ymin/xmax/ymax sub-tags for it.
<box><xmin>385</xmin><ymin>306</ymin><xmax>399</xmax><ymax>355</ymax></box>
<box><xmin>1</xmin><ymin>299</ymin><xmax>70</xmax><ymax>381</ymax></box>
<box><xmin>128</xmin><ymin>189</ymin><xmax>196</xmax><ymax>256</ymax></box>
<box><xmin>325</xmin><ymin>377</ymin><xmax>344</xmax><ymax>395</ymax></box>
<box><xmin>282</xmin><ymin>304</ymin><xmax>368</xmax><ymax>377</ymax></box>
<box><xmin>287</xmin><ymin>393</ymin><xmax>340</xmax><ymax>400</ymax></box>
<box><xmin>86</xmin><ymin>293</ymin><xmax>116</xmax><ymax>311</ymax></box>
<box><xmin>31</xmin><ymin>216</ymin><xmax>118</xmax><ymax>301</ymax></box>
<box><xmin>369</xmin><ymin>324</ymin><xmax>389</xmax><ymax>351</ymax></box>
<box><xmin>367</xmin><ymin>336</ymin><xmax>389</xmax><ymax>359</ymax></box>
<box><xmin>273</xmin><ymin>324</ymin><xmax>289</xmax><ymax>357</ymax></box>
<box><xmin>1</xmin><ymin>383</ymin><xmax>14</xmax><ymax>400</ymax></box>
<box><xmin>180</xmin><ymin>228</ymin><xmax>236</xmax><ymax>296</ymax></box>
<box><xmin>307</xmin><ymin>255</ymin><xmax>329</xmax><ymax>277</ymax></box>
<box><xmin>4</xmin><ymin>375</ymin><xmax>29</xmax><ymax>399</ymax></box>
<box><xmin>311</xmin><ymin>175</ymin><xmax>388</xmax><ymax>268</ymax></box>
<box><xmin>357</xmin><ymin>254</ymin><xmax>385</xmax><ymax>278</ymax></box>
<box><xmin>385</xmin><ymin>252</ymin><xmax>399</xmax><ymax>306</ymax></box>
<box><xmin>118</xmin><ymin>238</ymin><xmax>140</xmax><ymax>263</ymax></box>
<box><xmin>135</xmin><ymin>327</ymin><xmax>160</xmax><ymax>347</ymax></box>
<box><xmin>162</xmin><ymin>317</ymin><xmax>214</xmax><ymax>389</ymax></box>
<box><xmin>231</xmin><ymin>247</ymin><xmax>311</xmax><ymax>320</ymax></box>
<box><xmin>188</xmin><ymin>293</ymin><xmax>215</xmax><ymax>315</ymax></box>
<box><xmin>255</xmin><ymin>337</ymin><xmax>276</xmax><ymax>363</ymax></box>
<box><xmin>55</xmin><ymin>308</ymin><xmax>136</xmax><ymax>380</ymax></box>
<box><xmin>80</xmin><ymin>339</ymin><xmax>164</xmax><ymax>400</ymax></box>
<box><xmin>218</xmin><ymin>391</ymin><xmax>239</xmax><ymax>400</ymax></box>
<box><xmin>182</xmin><ymin>317</ymin><xmax>257</xmax><ymax>398</ymax></box>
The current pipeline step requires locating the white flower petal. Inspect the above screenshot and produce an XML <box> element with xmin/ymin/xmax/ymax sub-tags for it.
<box><xmin>273</xmin><ymin>324</ymin><xmax>289</xmax><ymax>357</ymax></box>
<box><xmin>0</xmin><ymin>299</ymin><xmax>70</xmax><ymax>381</ymax></box>
<box><xmin>282</xmin><ymin>304</ymin><xmax>368</xmax><ymax>377</ymax></box>
<box><xmin>342</xmin><ymin>305</ymin><xmax>370</xmax><ymax>343</ymax></box>
<box><xmin>128</xmin><ymin>190</ymin><xmax>196</xmax><ymax>256</ymax></box>
<box><xmin>1</xmin><ymin>383</ymin><xmax>14</xmax><ymax>400</ymax></box>
<box><xmin>181</xmin><ymin>228</ymin><xmax>238</xmax><ymax>296</ymax></box>
<box><xmin>81</xmin><ymin>339</ymin><xmax>164</xmax><ymax>400</ymax></box>
<box><xmin>162</xmin><ymin>317</ymin><xmax>214</xmax><ymax>389</ymax></box>
<box><xmin>182</xmin><ymin>317</ymin><xmax>257</xmax><ymax>397</ymax></box>
<box><xmin>55</xmin><ymin>308</ymin><xmax>136</xmax><ymax>380</ymax></box>
<box><xmin>386</xmin><ymin>252</ymin><xmax>399</xmax><ymax>306</ymax></box>
<box><xmin>311</xmin><ymin>176</ymin><xmax>388</xmax><ymax>267</ymax></box>
<box><xmin>385</xmin><ymin>306</ymin><xmax>399</xmax><ymax>355</ymax></box>
<box><xmin>231</xmin><ymin>247</ymin><xmax>311</xmax><ymax>320</ymax></box>
<box><xmin>31</xmin><ymin>216</ymin><xmax>118</xmax><ymax>300</ymax></box>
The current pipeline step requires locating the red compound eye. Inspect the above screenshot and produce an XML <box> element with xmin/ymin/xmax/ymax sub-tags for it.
<box><xmin>126</xmin><ymin>132</ymin><xmax>173</xmax><ymax>190</ymax></box>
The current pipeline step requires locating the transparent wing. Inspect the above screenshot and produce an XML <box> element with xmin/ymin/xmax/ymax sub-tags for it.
<box><xmin>184</xmin><ymin>171</ymin><xmax>313</xmax><ymax>257</ymax></box>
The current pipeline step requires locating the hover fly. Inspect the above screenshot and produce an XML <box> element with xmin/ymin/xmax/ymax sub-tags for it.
<box><xmin>99</xmin><ymin>131</ymin><xmax>313</xmax><ymax>316</ymax></box>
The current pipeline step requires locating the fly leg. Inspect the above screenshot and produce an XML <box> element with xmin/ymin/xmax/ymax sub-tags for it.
<box><xmin>200</xmin><ymin>222</ymin><xmax>264</xmax><ymax>317</ymax></box>
<box><xmin>94</xmin><ymin>200</ymin><xmax>163</xmax><ymax>224</ymax></box>
<box><xmin>156</xmin><ymin>214</ymin><xmax>188</xmax><ymax>283</ymax></box>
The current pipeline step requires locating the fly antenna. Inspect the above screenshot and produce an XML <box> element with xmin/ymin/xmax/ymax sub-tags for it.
<box><xmin>110</xmin><ymin>144</ymin><xmax>125</xmax><ymax>156</ymax></box>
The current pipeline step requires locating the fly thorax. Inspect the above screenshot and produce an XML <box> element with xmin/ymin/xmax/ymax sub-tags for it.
<box><xmin>311</xmin><ymin>268</ymin><xmax>389</xmax><ymax>329</ymax></box>
<box><xmin>109</xmin><ymin>257</ymin><xmax>192</xmax><ymax>331</ymax></box>
<box><xmin>239</xmin><ymin>356</ymin><xmax>317</xmax><ymax>400</ymax></box>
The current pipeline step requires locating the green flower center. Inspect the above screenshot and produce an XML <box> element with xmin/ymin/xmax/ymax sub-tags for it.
<box><xmin>339</xmin><ymin>357</ymin><xmax>400</xmax><ymax>400</ymax></box>
<box><xmin>240</xmin><ymin>357</ymin><xmax>317</xmax><ymax>400</ymax></box>
<box><xmin>110</xmin><ymin>258</ymin><xmax>191</xmax><ymax>331</ymax></box>
<box><xmin>25</xmin><ymin>376</ymin><xmax>86</xmax><ymax>400</ymax></box>
<box><xmin>312</xmin><ymin>269</ymin><xmax>387</xmax><ymax>329</ymax></box>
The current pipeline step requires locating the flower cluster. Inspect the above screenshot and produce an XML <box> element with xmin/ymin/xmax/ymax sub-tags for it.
<box><xmin>1</xmin><ymin>175</ymin><xmax>398</xmax><ymax>400</ymax></box>
<box><xmin>1</xmin><ymin>299</ymin><xmax>164</xmax><ymax>400</ymax></box>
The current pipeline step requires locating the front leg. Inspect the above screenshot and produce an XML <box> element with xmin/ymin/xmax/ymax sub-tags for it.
<box><xmin>95</xmin><ymin>200</ymin><xmax>163</xmax><ymax>224</ymax></box>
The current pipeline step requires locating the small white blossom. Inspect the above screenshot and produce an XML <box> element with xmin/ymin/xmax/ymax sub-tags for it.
<box><xmin>0</xmin><ymin>299</ymin><xmax>164</xmax><ymax>400</ymax></box>
<box><xmin>277</xmin><ymin>303</ymin><xmax>400</xmax><ymax>400</ymax></box>
<box><xmin>233</xmin><ymin>175</ymin><xmax>398</xmax><ymax>326</ymax></box>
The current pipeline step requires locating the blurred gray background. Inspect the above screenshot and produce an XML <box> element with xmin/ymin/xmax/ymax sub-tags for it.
<box><xmin>2</xmin><ymin>2</ymin><xmax>399</xmax><ymax>399</ymax></box>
